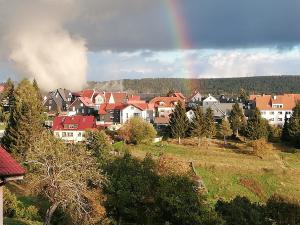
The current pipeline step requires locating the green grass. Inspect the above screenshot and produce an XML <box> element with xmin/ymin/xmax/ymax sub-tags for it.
<box><xmin>127</xmin><ymin>139</ymin><xmax>300</xmax><ymax>204</ymax></box>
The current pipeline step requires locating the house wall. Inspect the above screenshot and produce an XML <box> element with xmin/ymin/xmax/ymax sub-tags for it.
<box><xmin>121</xmin><ymin>106</ymin><xmax>145</xmax><ymax>124</ymax></box>
<box><xmin>260</xmin><ymin>110</ymin><xmax>292</xmax><ymax>125</ymax></box>
<box><xmin>69</xmin><ymin>99</ymin><xmax>94</xmax><ymax>116</ymax></box>
<box><xmin>95</xmin><ymin>95</ymin><xmax>104</xmax><ymax>105</ymax></box>
<box><xmin>54</xmin><ymin>130</ymin><xmax>86</xmax><ymax>143</ymax></box>
<box><xmin>157</xmin><ymin>107</ymin><xmax>174</xmax><ymax>118</ymax></box>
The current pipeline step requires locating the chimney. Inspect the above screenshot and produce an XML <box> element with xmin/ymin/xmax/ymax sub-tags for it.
<box><xmin>273</xmin><ymin>96</ymin><xmax>277</xmax><ymax>100</ymax></box>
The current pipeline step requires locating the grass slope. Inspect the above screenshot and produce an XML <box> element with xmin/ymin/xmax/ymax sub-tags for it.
<box><xmin>123</xmin><ymin>139</ymin><xmax>300</xmax><ymax>205</ymax></box>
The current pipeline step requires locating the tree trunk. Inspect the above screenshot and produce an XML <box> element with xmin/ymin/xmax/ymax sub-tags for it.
<box><xmin>224</xmin><ymin>135</ymin><xmax>227</xmax><ymax>147</ymax></box>
<box><xmin>178</xmin><ymin>136</ymin><xmax>181</xmax><ymax>144</ymax></box>
<box><xmin>236</xmin><ymin>129</ymin><xmax>239</xmax><ymax>137</ymax></box>
<box><xmin>198</xmin><ymin>137</ymin><xmax>201</xmax><ymax>147</ymax></box>
<box><xmin>44</xmin><ymin>202</ymin><xmax>59</xmax><ymax>225</ymax></box>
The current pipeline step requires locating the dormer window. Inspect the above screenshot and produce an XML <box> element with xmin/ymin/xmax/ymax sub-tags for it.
<box><xmin>272</xmin><ymin>104</ymin><xmax>283</xmax><ymax>108</ymax></box>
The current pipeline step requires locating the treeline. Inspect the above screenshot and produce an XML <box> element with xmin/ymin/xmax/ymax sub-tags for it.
<box><xmin>89</xmin><ymin>76</ymin><xmax>300</xmax><ymax>95</ymax></box>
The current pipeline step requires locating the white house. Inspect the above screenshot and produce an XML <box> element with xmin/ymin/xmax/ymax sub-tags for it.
<box><xmin>202</xmin><ymin>94</ymin><xmax>219</xmax><ymax>106</ymax></box>
<box><xmin>52</xmin><ymin>115</ymin><xmax>97</xmax><ymax>143</ymax></box>
<box><xmin>250</xmin><ymin>94</ymin><xmax>300</xmax><ymax>126</ymax></box>
<box><xmin>120</xmin><ymin>103</ymin><xmax>154</xmax><ymax>124</ymax></box>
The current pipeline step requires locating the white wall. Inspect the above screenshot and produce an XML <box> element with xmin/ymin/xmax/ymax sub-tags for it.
<box><xmin>261</xmin><ymin>110</ymin><xmax>292</xmax><ymax>125</ymax></box>
<box><xmin>54</xmin><ymin>130</ymin><xmax>86</xmax><ymax>142</ymax></box>
<box><xmin>121</xmin><ymin>106</ymin><xmax>145</xmax><ymax>124</ymax></box>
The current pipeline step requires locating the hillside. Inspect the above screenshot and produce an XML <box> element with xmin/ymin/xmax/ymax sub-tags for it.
<box><xmin>88</xmin><ymin>75</ymin><xmax>300</xmax><ymax>96</ymax></box>
<box><xmin>120</xmin><ymin>139</ymin><xmax>300</xmax><ymax>205</ymax></box>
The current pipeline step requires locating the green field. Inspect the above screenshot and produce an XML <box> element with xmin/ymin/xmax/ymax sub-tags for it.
<box><xmin>123</xmin><ymin>139</ymin><xmax>300</xmax><ymax>205</ymax></box>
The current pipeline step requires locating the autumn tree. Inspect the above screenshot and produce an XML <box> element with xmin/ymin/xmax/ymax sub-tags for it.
<box><xmin>191</xmin><ymin>106</ymin><xmax>206</xmax><ymax>146</ymax></box>
<box><xmin>26</xmin><ymin>131</ymin><xmax>106</xmax><ymax>225</ymax></box>
<box><xmin>204</xmin><ymin>107</ymin><xmax>216</xmax><ymax>138</ymax></box>
<box><xmin>228</xmin><ymin>103</ymin><xmax>244</xmax><ymax>137</ymax></box>
<box><xmin>169</xmin><ymin>102</ymin><xmax>189</xmax><ymax>144</ymax></box>
<box><xmin>2</xmin><ymin>79</ymin><xmax>45</xmax><ymax>160</ymax></box>
<box><xmin>245</xmin><ymin>108</ymin><xmax>269</xmax><ymax>140</ymax></box>
<box><xmin>119</xmin><ymin>117</ymin><xmax>157</xmax><ymax>144</ymax></box>
<box><xmin>220</xmin><ymin>117</ymin><xmax>232</xmax><ymax>146</ymax></box>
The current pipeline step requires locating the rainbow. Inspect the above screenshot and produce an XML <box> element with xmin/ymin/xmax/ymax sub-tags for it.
<box><xmin>164</xmin><ymin>0</ymin><xmax>198</xmax><ymax>92</ymax></box>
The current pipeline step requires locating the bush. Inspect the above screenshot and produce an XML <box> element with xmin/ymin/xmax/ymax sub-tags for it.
<box><xmin>247</xmin><ymin>139</ymin><xmax>273</xmax><ymax>159</ymax></box>
<box><xmin>118</xmin><ymin>117</ymin><xmax>157</xmax><ymax>144</ymax></box>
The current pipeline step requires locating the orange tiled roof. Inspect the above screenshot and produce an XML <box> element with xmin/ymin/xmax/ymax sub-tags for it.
<box><xmin>250</xmin><ymin>94</ymin><xmax>300</xmax><ymax>111</ymax></box>
<box><xmin>149</xmin><ymin>96</ymin><xmax>184</xmax><ymax>107</ymax></box>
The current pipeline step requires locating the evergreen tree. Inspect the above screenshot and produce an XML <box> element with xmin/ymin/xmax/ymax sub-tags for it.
<box><xmin>281</xmin><ymin>114</ymin><xmax>290</xmax><ymax>142</ymax></box>
<box><xmin>228</xmin><ymin>103</ymin><xmax>244</xmax><ymax>137</ymax></box>
<box><xmin>191</xmin><ymin>106</ymin><xmax>205</xmax><ymax>146</ymax></box>
<box><xmin>169</xmin><ymin>102</ymin><xmax>189</xmax><ymax>144</ymax></box>
<box><xmin>288</xmin><ymin>102</ymin><xmax>300</xmax><ymax>148</ymax></box>
<box><xmin>220</xmin><ymin>117</ymin><xmax>232</xmax><ymax>146</ymax></box>
<box><xmin>2</xmin><ymin>79</ymin><xmax>45</xmax><ymax>160</ymax></box>
<box><xmin>204</xmin><ymin>107</ymin><xmax>216</xmax><ymax>138</ymax></box>
<box><xmin>32</xmin><ymin>78</ymin><xmax>42</xmax><ymax>101</ymax></box>
<box><xmin>245</xmin><ymin>108</ymin><xmax>269</xmax><ymax>140</ymax></box>
<box><xmin>239</xmin><ymin>88</ymin><xmax>249</xmax><ymax>103</ymax></box>
<box><xmin>0</xmin><ymin>78</ymin><xmax>15</xmax><ymax>122</ymax></box>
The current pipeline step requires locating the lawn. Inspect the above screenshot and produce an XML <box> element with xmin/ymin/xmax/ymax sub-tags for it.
<box><xmin>120</xmin><ymin>138</ymin><xmax>300</xmax><ymax>205</ymax></box>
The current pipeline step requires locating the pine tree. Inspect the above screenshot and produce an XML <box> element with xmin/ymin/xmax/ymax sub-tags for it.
<box><xmin>220</xmin><ymin>117</ymin><xmax>232</xmax><ymax>146</ymax></box>
<box><xmin>288</xmin><ymin>102</ymin><xmax>300</xmax><ymax>148</ymax></box>
<box><xmin>0</xmin><ymin>78</ymin><xmax>14</xmax><ymax>113</ymax></box>
<box><xmin>281</xmin><ymin>114</ymin><xmax>290</xmax><ymax>142</ymax></box>
<box><xmin>169</xmin><ymin>102</ymin><xmax>189</xmax><ymax>144</ymax></box>
<box><xmin>204</xmin><ymin>107</ymin><xmax>216</xmax><ymax>138</ymax></box>
<box><xmin>245</xmin><ymin>108</ymin><xmax>269</xmax><ymax>140</ymax></box>
<box><xmin>228</xmin><ymin>103</ymin><xmax>244</xmax><ymax>137</ymax></box>
<box><xmin>191</xmin><ymin>106</ymin><xmax>205</xmax><ymax>146</ymax></box>
<box><xmin>2</xmin><ymin>79</ymin><xmax>45</xmax><ymax>160</ymax></box>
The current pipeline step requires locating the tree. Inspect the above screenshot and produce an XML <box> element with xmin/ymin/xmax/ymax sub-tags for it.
<box><xmin>191</xmin><ymin>106</ymin><xmax>206</xmax><ymax>146</ymax></box>
<box><xmin>169</xmin><ymin>102</ymin><xmax>189</xmax><ymax>144</ymax></box>
<box><xmin>118</xmin><ymin>117</ymin><xmax>157</xmax><ymax>144</ymax></box>
<box><xmin>104</xmin><ymin>153</ymin><xmax>158</xmax><ymax>225</ymax></box>
<box><xmin>85</xmin><ymin>129</ymin><xmax>113</xmax><ymax>163</ymax></box>
<box><xmin>287</xmin><ymin>102</ymin><xmax>300</xmax><ymax>148</ymax></box>
<box><xmin>0</xmin><ymin>78</ymin><xmax>14</xmax><ymax>122</ymax></box>
<box><xmin>281</xmin><ymin>114</ymin><xmax>290</xmax><ymax>142</ymax></box>
<box><xmin>220</xmin><ymin>118</ymin><xmax>232</xmax><ymax>146</ymax></box>
<box><xmin>239</xmin><ymin>88</ymin><xmax>249</xmax><ymax>103</ymax></box>
<box><xmin>204</xmin><ymin>107</ymin><xmax>216</xmax><ymax>138</ymax></box>
<box><xmin>228</xmin><ymin>103</ymin><xmax>244</xmax><ymax>137</ymax></box>
<box><xmin>1</xmin><ymin>79</ymin><xmax>45</xmax><ymax>160</ymax></box>
<box><xmin>245</xmin><ymin>108</ymin><xmax>269</xmax><ymax>140</ymax></box>
<box><xmin>26</xmin><ymin>131</ymin><xmax>106</xmax><ymax>225</ymax></box>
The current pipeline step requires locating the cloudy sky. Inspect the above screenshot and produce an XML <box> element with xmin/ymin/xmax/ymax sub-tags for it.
<box><xmin>1</xmin><ymin>0</ymin><xmax>300</xmax><ymax>85</ymax></box>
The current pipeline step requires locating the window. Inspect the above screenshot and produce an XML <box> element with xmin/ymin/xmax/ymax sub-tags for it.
<box><xmin>55</xmin><ymin>132</ymin><xmax>60</xmax><ymax>137</ymax></box>
<box><xmin>78</xmin><ymin>132</ymin><xmax>81</xmax><ymax>137</ymax></box>
<box><xmin>82</xmin><ymin>109</ymin><xmax>85</xmax><ymax>113</ymax></box>
<box><xmin>80</xmin><ymin>103</ymin><xmax>83</xmax><ymax>107</ymax></box>
<box><xmin>278</xmin><ymin>111</ymin><xmax>283</xmax><ymax>115</ymax></box>
<box><xmin>269</xmin><ymin>118</ymin><xmax>274</xmax><ymax>121</ymax></box>
<box><xmin>270</xmin><ymin>112</ymin><xmax>275</xmax><ymax>115</ymax></box>
<box><xmin>126</xmin><ymin>113</ymin><xmax>128</xmax><ymax>119</ymax></box>
<box><xmin>67</xmin><ymin>132</ymin><xmax>73</xmax><ymax>137</ymax></box>
<box><xmin>134</xmin><ymin>113</ymin><xmax>140</xmax><ymax>117</ymax></box>
<box><xmin>48</xmin><ymin>106</ymin><xmax>51</xmax><ymax>110</ymax></box>
<box><xmin>131</xmin><ymin>106</ymin><xmax>134</xmax><ymax>110</ymax></box>
<box><xmin>278</xmin><ymin>118</ymin><xmax>283</xmax><ymax>122</ymax></box>
<box><xmin>62</xmin><ymin>132</ymin><xmax>66</xmax><ymax>137</ymax></box>
<box><xmin>69</xmin><ymin>124</ymin><xmax>78</xmax><ymax>129</ymax></box>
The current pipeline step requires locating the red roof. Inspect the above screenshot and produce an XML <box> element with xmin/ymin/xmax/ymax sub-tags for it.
<box><xmin>79</xmin><ymin>97</ymin><xmax>95</xmax><ymax>107</ymax></box>
<box><xmin>154</xmin><ymin>116</ymin><xmax>170</xmax><ymax>124</ymax></box>
<box><xmin>104</xmin><ymin>92</ymin><xmax>127</xmax><ymax>103</ymax></box>
<box><xmin>0</xmin><ymin>146</ymin><xmax>26</xmax><ymax>178</ymax></box>
<box><xmin>80</xmin><ymin>89</ymin><xmax>96</xmax><ymax>99</ymax></box>
<box><xmin>52</xmin><ymin>115</ymin><xmax>96</xmax><ymax>131</ymax></box>
<box><xmin>98</xmin><ymin>103</ymin><xmax>127</xmax><ymax>115</ymax></box>
<box><xmin>250</xmin><ymin>94</ymin><xmax>300</xmax><ymax>111</ymax></box>
<box><xmin>149</xmin><ymin>96</ymin><xmax>185</xmax><ymax>107</ymax></box>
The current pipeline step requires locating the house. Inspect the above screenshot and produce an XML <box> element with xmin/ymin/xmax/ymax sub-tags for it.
<box><xmin>120</xmin><ymin>103</ymin><xmax>154</xmax><ymax>124</ymax></box>
<box><xmin>149</xmin><ymin>96</ymin><xmax>184</xmax><ymax>118</ymax></box>
<box><xmin>187</xmin><ymin>90</ymin><xmax>202</xmax><ymax>107</ymax></box>
<box><xmin>202</xmin><ymin>94</ymin><xmax>218</xmax><ymax>106</ymax></box>
<box><xmin>68</xmin><ymin>97</ymin><xmax>96</xmax><ymax>116</ymax></box>
<box><xmin>250</xmin><ymin>94</ymin><xmax>300</xmax><ymax>125</ymax></box>
<box><xmin>0</xmin><ymin>146</ymin><xmax>26</xmax><ymax>225</ymax></box>
<box><xmin>186</xmin><ymin>109</ymin><xmax>195</xmax><ymax>122</ymax></box>
<box><xmin>43</xmin><ymin>88</ymin><xmax>73</xmax><ymax>114</ymax></box>
<box><xmin>52</xmin><ymin>115</ymin><xmax>96</xmax><ymax>143</ymax></box>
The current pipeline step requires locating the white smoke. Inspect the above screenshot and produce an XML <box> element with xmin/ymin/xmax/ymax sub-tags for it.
<box><xmin>0</xmin><ymin>0</ymin><xmax>87</xmax><ymax>91</ymax></box>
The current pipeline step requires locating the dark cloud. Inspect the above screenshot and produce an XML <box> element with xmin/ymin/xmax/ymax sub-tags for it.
<box><xmin>66</xmin><ymin>0</ymin><xmax>300</xmax><ymax>51</ymax></box>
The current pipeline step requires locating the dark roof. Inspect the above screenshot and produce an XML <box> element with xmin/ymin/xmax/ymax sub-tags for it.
<box><xmin>0</xmin><ymin>146</ymin><xmax>26</xmax><ymax>178</ymax></box>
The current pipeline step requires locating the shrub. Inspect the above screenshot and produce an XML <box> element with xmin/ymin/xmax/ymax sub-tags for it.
<box><xmin>247</xmin><ymin>139</ymin><xmax>273</xmax><ymax>159</ymax></box>
<box><xmin>118</xmin><ymin>117</ymin><xmax>157</xmax><ymax>144</ymax></box>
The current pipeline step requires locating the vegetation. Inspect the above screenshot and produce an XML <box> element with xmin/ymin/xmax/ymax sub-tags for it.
<box><xmin>286</xmin><ymin>102</ymin><xmax>300</xmax><ymax>148</ymax></box>
<box><xmin>1</xmin><ymin>79</ymin><xmax>45</xmax><ymax>160</ymax></box>
<box><xmin>118</xmin><ymin>117</ymin><xmax>157</xmax><ymax>144</ymax></box>
<box><xmin>89</xmin><ymin>76</ymin><xmax>300</xmax><ymax>96</ymax></box>
<box><xmin>204</xmin><ymin>107</ymin><xmax>216</xmax><ymax>138</ymax></box>
<box><xmin>169</xmin><ymin>102</ymin><xmax>189</xmax><ymax>144</ymax></box>
<box><xmin>220</xmin><ymin>118</ymin><xmax>232</xmax><ymax>146</ymax></box>
<box><xmin>191</xmin><ymin>106</ymin><xmax>206</xmax><ymax>146</ymax></box>
<box><xmin>245</xmin><ymin>108</ymin><xmax>269</xmax><ymax>140</ymax></box>
<box><xmin>228</xmin><ymin>103</ymin><xmax>244</xmax><ymax>137</ymax></box>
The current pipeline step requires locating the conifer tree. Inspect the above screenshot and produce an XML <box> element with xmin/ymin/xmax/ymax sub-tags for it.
<box><xmin>228</xmin><ymin>103</ymin><xmax>244</xmax><ymax>137</ymax></box>
<box><xmin>245</xmin><ymin>108</ymin><xmax>269</xmax><ymax>140</ymax></box>
<box><xmin>191</xmin><ymin>106</ymin><xmax>205</xmax><ymax>146</ymax></box>
<box><xmin>0</xmin><ymin>78</ymin><xmax>14</xmax><ymax>112</ymax></box>
<box><xmin>288</xmin><ymin>102</ymin><xmax>300</xmax><ymax>148</ymax></box>
<box><xmin>169</xmin><ymin>102</ymin><xmax>189</xmax><ymax>144</ymax></box>
<box><xmin>2</xmin><ymin>79</ymin><xmax>45</xmax><ymax>160</ymax></box>
<box><xmin>281</xmin><ymin>114</ymin><xmax>290</xmax><ymax>142</ymax></box>
<box><xmin>204</xmin><ymin>107</ymin><xmax>216</xmax><ymax>138</ymax></box>
<box><xmin>220</xmin><ymin>117</ymin><xmax>232</xmax><ymax>146</ymax></box>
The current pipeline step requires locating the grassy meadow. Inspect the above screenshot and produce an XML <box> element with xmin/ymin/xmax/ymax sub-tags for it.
<box><xmin>119</xmin><ymin>138</ymin><xmax>300</xmax><ymax>205</ymax></box>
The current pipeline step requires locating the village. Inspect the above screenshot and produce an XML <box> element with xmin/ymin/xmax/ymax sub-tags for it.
<box><xmin>37</xmin><ymin>87</ymin><xmax>300</xmax><ymax>143</ymax></box>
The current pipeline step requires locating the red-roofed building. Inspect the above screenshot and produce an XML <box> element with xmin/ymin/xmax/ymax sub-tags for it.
<box><xmin>250</xmin><ymin>94</ymin><xmax>300</xmax><ymax>125</ymax></box>
<box><xmin>149</xmin><ymin>96</ymin><xmax>184</xmax><ymax>119</ymax></box>
<box><xmin>52</xmin><ymin>115</ymin><xmax>96</xmax><ymax>142</ymax></box>
<box><xmin>0</xmin><ymin>146</ymin><xmax>26</xmax><ymax>224</ymax></box>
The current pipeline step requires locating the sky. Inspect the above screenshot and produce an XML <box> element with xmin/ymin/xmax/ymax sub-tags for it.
<box><xmin>1</xmin><ymin>0</ymin><xmax>300</xmax><ymax>85</ymax></box>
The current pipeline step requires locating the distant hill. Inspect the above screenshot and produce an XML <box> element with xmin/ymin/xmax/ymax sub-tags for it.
<box><xmin>88</xmin><ymin>75</ymin><xmax>300</xmax><ymax>96</ymax></box>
